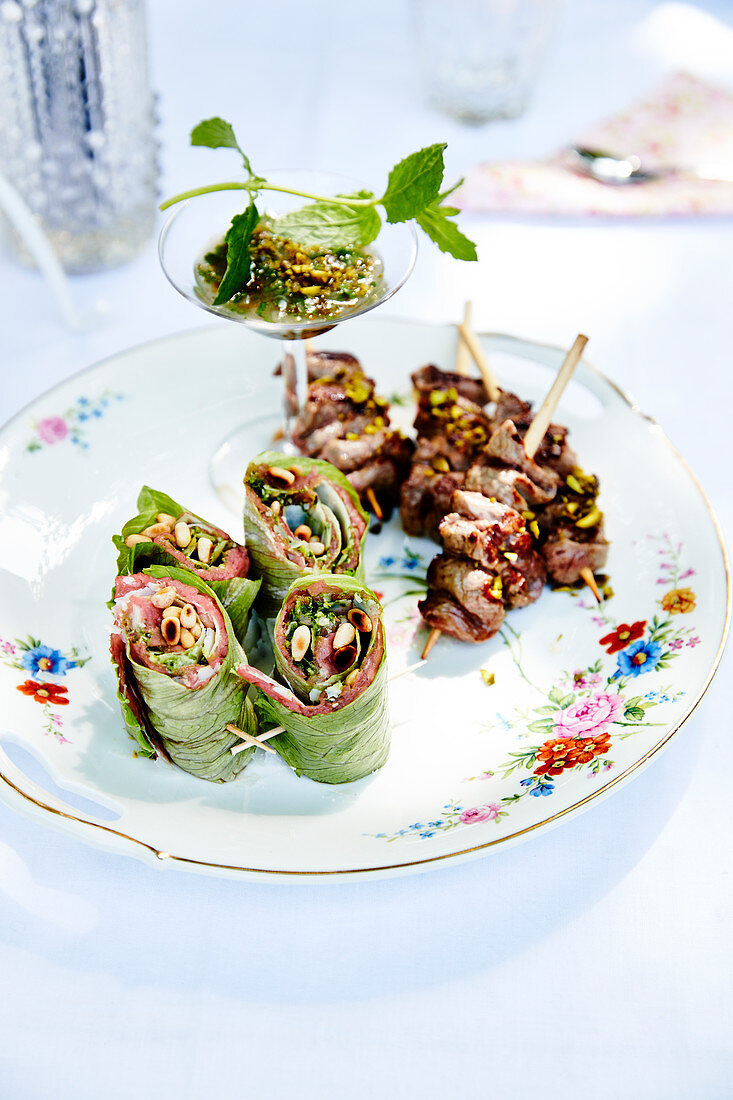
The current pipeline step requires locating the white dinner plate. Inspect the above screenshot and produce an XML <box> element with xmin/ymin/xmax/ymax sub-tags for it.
<box><xmin>0</xmin><ymin>318</ymin><xmax>728</xmax><ymax>879</ymax></box>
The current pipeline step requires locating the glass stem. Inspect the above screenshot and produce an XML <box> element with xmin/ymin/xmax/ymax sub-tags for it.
<box><xmin>283</xmin><ymin>338</ymin><xmax>309</xmax><ymax>447</ymax></box>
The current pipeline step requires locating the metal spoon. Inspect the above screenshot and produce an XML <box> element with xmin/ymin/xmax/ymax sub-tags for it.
<box><xmin>565</xmin><ymin>145</ymin><xmax>733</xmax><ymax>185</ymax></box>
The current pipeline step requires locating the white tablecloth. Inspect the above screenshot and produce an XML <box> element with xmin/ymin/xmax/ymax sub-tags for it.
<box><xmin>1</xmin><ymin>2</ymin><xmax>731</xmax><ymax>1096</ymax></box>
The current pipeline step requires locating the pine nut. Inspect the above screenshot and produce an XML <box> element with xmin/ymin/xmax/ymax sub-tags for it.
<box><xmin>191</xmin><ymin>622</ymin><xmax>203</xmax><ymax>640</ymax></box>
<box><xmin>294</xmin><ymin>524</ymin><xmax>312</xmax><ymax>542</ymax></box>
<box><xmin>174</xmin><ymin>521</ymin><xmax>191</xmax><ymax>548</ymax></box>
<box><xmin>157</xmin><ymin>513</ymin><xmax>177</xmax><ymax>527</ymax></box>
<box><xmin>142</xmin><ymin>522</ymin><xmax>173</xmax><ymax>538</ymax></box>
<box><xmin>268</xmin><ymin>466</ymin><xmax>295</xmax><ymax>487</ymax></box>
<box><xmin>291</xmin><ymin>625</ymin><xmax>311</xmax><ymax>662</ymax></box>
<box><xmin>309</xmin><ymin>540</ymin><xmax>326</xmax><ymax>556</ymax></box>
<box><xmin>161</xmin><ymin>616</ymin><xmax>180</xmax><ymax>645</ymax></box>
<box><xmin>180</xmin><ymin>604</ymin><xmax>197</xmax><ymax>629</ymax></box>
<box><xmin>180</xmin><ymin>628</ymin><xmax>196</xmax><ymax>649</ymax></box>
<box><xmin>271</xmin><ymin>500</ymin><xmax>281</xmax><ymax>515</ymax></box>
<box><xmin>162</xmin><ymin>605</ymin><xmax>181</xmax><ymax>620</ymax></box>
<box><xmin>345</xmin><ymin>668</ymin><xmax>360</xmax><ymax>688</ymax></box>
<box><xmin>333</xmin><ymin>621</ymin><xmax>356</xmax><ymax>650</ymax></box>
<box><xmin>347</xmin><ymin>608</ymin><xmax>373</xmax><ymax>632</ymax></box>
<box><xmin>197</xmin><ymin>537</ymin><xmax>213</xmax><ymax>564</ymax></box>
<box><xmin>125</xmin><ymin>533</ymin><xmax>152</xmax><ymax>548</ymax></box>
<box><xmin>333</xmin><ymin>644</ymin><xmax>357</xmax><ymax>671</ymax></box>
<box><xmin>151</xmin><ymin>586</ymin><xmax>176</xmax><ymax>609</ymax></box>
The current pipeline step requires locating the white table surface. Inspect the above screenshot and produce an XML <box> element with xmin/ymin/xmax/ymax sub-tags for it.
<box><xmin>1</xmin><ymin>1</ymin><xmax>731</xmax><ymax>1096</ymax></box>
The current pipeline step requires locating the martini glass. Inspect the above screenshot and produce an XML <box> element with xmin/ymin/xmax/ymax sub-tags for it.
<box><xmin>158</xmin><ymin>172</ymin><xmax>418</xmax><ymax>504</ymax></box>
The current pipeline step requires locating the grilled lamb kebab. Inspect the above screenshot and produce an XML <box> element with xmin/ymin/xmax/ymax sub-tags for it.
<box><xmin>405</xmin><ymin>364</ymin><xmax>608</xmax><ymax>588</ymax></box>
<box><xmin>414</xmin><ymin>355</ymin><xmax>608</xmax><ymax>646</ymax></box>
<box><xmin>287</xmin><ymin>349</ymin><xmax>414</xmax><ymax>519</ymax></box>
<box><xmin>418</xmin><ymin>490</ymin><xmax>547</xmax><ymax>643</ymax></box>
<box><xmin>466</xmin><ymin>417</ymin><xmax>608</xmax><ymax>586</ymax></box>
<box><xmin>400</xmin><ymin>366</ymin><xmax>494</xmax><ymax>539</ymax></box>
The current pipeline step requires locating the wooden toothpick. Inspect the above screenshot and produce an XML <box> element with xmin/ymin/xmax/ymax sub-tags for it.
<box><xmin>228</xmin><ymin>723</ymin><xmax>284</xmax><ymax>756</ymax></box>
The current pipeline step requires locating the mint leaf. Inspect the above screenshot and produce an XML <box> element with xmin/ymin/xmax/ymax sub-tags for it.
<box><xmin>213</xmin><ymin>202</ymin><xmax>259</xmax><ymax>305</ymax></box>
<box><xmin>416</xmin><ymin>202</ymin><xmax>477</xmax><ymax>261</ymax></box>
<box><xmin>381</xmin><ymin>144</ymin><xmax>446</xmax><ymax>223</ymax></box>
<box><xmin>273</xmin><ymin>195</ymin><xmax>381</xmax><ymax>250</ymax></box>
<box><xmin>191</xmin><ymin>117</ymin><xmax>253</xmax><ymax>175</ymax></box>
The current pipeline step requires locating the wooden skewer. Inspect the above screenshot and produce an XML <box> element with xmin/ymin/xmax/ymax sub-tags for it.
<box><xmin>366</xmin><ymin>487</ymin><xmax>383</xmax><ymax>521</ymax></box>
<box><xmin>580</xmin><ymin>566</ymin><xmax>602</xmax><ymax>604</ymax></box>
<box><xmin>421</xmin><ymin>627</ymin><xmax>442</xmax><ymax>660</ymax></box>
<box><xmin>523</xmin><ymin>334</ymin><xmax>588</xmax><ymax>460</ymax></box>
<box><xmin>455</xmin><ymin>301</ymin><xmax>473</xmax><ymax>376</ymax></box>
<box><xmin>228</xmin><ymin>723</ymin><xmax>284</xmax><ymax>756</ymax></box>
<box><xmin>457</xmin><ymin>320</ymin><xmax>501</xmax><ymax>403</ymax></box>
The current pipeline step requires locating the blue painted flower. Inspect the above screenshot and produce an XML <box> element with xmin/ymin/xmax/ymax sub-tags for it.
<box><xmin>530</xmin><ymin>782</ymin><xmax>554</xmax><ymax>797</ymax></box>
<box><xmin>519</xmin><ymin>777</ymin><xmax>535</xmax><ymax>788</ymax></box>
<box><xmin>21</xmin><ymin>644</ymin><xmax>75</xmax><ymax>678</ymax></box>
<box><xmin>78</xmin><ymin>397</ymin><xmax>89</xmax><ymax>406</ymax></box>
<box><xmin>401</xmin><ymin>556</ymin><xmax>419</xmax><ymax>571</ymax></box>
<box><xmin>419</xmin><ymin>830</ymin><xmax>436</xmax><ymax>838</ymax></box>
<box><xmin>379</xmin><ymin>555</ymin><xmax>396</xmax><ymax>568</ymax></box>
<box><xmin>428</xmin><ymin>820</ymin><xmax>445</xmax><ymax>828</ymax></box>
<box><xmin>615</xmin><ymin>638</ymin><xmax>663</xmax><ymax>678</ymax></box>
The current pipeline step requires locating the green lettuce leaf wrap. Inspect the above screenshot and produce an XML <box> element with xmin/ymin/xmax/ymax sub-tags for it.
<box><xmin>110</xmin><ymin>565</ymin><xmax>261</xmax><ymax>782</ymax></box>
<box><xmin>235</xmin><ymin>574</ymin><xmax>390</xmax><ymax>784</ymax></box>
<box><xmin>113</xmin><ymin>486</ymin><xmax>257</xmax><ymax>640</ymax></box>
<box><xmin>242</xmin><ymin>451</ymin><xmax>369</xmax><ymax>617</ymax></box>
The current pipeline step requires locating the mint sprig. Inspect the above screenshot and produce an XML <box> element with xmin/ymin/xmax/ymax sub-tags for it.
<box><xmin>213</xmin><ymin>203</ymin><xmax>259</xmax><ymax>306</ymax></box>
<box><xmin>162</xmin><ymin>118</ymin><xmax>477</xmax><ymax>304</ymax></box>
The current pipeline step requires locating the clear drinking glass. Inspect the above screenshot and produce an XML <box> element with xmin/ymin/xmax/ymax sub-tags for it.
<box><xmin>158</xmin><ymin>175</ymin><xmax>417</xmax><ymax>496</ymax></box>
<box><xmin>413</xmin><ymin>0</ymin><xmax>558</xmax><ymax>124</ymax></box>
<box><xmin>0</xmin><ymin>0</ymin><xmax>159</xmax><ymax>273</ymax></box>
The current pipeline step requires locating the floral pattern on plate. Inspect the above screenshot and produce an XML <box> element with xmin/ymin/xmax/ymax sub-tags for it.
<box><xmin>27</xmin><ymin>390</ymin><xmax>124</xmax><ymax>452</ymax></box>
<box><xmin>1</xmin><ymin>636</ymin><xmax>89</xmax><ymax>742</ymax></box>
<box><xmin>371</xmin><ymin>533</ymin><xmax>700</xmax><ymax>841</ymax></box>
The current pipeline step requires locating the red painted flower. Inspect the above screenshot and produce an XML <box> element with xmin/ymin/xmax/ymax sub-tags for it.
<box><xmin>599</xmin><ymin>620</ymin><xmax>646</xmax><ymax>654</ymax></box>
<box><xmin>534</xmin><ymin>732</ymin><xmax>612</xmax><ymax>776</ymax></box>
<box><xmin>16</xmin><ymin>679</ymin><xmax>70</xmax><ymax>706</ymax></box>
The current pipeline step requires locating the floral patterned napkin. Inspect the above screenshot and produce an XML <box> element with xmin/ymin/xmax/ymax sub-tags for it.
<box><xmin>458</xmin><ymin>74</ymin><xmax>733</xmax><ymax>217</ymax></box>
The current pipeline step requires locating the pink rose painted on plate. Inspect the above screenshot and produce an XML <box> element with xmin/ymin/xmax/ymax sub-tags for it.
<box><xmin>553</xmin><ymin>692</ymin><xmax>625</xmax><ymax>739</ymax></box>
<box><xmin>459</xmin><ymin>803</ymin><xmax>502</xmax><ymax>824</ymax></box>
<box><xmin>36</xmin><ymin>417</ymin><xmax>68</xmax><ymax>445</ymax></box>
